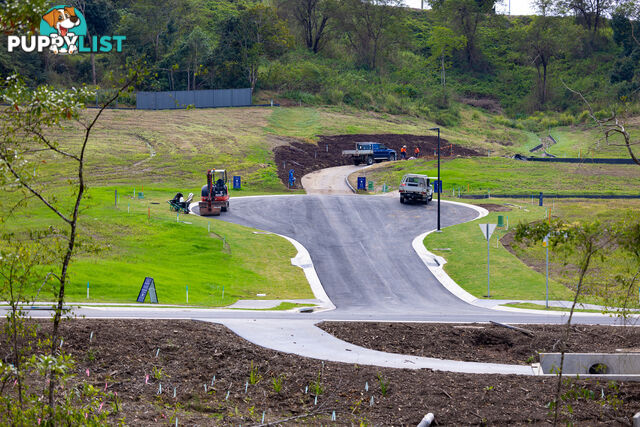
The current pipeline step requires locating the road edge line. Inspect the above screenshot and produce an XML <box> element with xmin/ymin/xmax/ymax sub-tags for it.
<box><xmin>412</xmin><ymin>200</ymin><xmax>487</xmax><ymax>305</ymax></box>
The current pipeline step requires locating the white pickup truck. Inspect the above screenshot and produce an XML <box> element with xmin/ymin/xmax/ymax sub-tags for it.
<box><xmin>399</xmin><ymin>174</ymin><xmax>434</xmax><ymax>204</ymax></box>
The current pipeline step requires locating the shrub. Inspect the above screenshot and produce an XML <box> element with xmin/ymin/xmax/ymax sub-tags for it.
<box><xmin>324</xmin><ymin>88</ymin><xmax>344</xmax><ymax>104</ymax></box>
<box><xmin>433</xmin><ymin>109</ymin><xmax>460</xmax><ymax>127</ymax></box>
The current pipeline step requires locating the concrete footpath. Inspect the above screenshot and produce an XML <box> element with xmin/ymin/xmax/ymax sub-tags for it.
<box><xmin>216</xmin><ymin>318</ymin><xmax>535</xmax><ymax>375</ymax></box>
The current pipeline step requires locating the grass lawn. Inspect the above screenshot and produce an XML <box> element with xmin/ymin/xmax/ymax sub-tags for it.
<box><xmin>548</xmin><ymin>126</ymin><xmax>640</xmax><ymax>158</ymax></box>
<box><xmin>503</xmin><ymin>302</ymin><xmax>620</xmax><ymax>314</ymax></box>
<box><xmin>425</xmin><ymin>202</ymin><xmax>575</xmax><ymax>301</ymax></box>
<box><xmin>425</xmin><ymin>198</ymin><xmax>640</xmax><ymax>305</ymax></box>
<box><xmin>231</xmin><ymin>302</ymin><xmax>315</xmax><ymax>311</ymax></box>
<box><xmin>355</xmin><ymin>157</ymin><xmax>640</xmax><ymax>196</ymax></box>
<box><xmin>507</xmin><ymin>199</ymin><xmax>640</xmax><ymax>308</ymax></box>
<box><xmin>2</xmin><ymin>187</ymin><xmax>312</xmax><ymax>306</ymax></box>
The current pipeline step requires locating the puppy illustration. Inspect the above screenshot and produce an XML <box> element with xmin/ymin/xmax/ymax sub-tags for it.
<box><xmin>42</xmin><ymin>7</ymin><xmax>81</xmax><ymax>54</ymax></box>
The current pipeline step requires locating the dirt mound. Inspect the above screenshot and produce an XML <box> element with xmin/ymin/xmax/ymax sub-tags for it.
<box><xmin>274</xmin><ymin>134</ymin><xmax>480</xmax><ymax>187</ymax></box>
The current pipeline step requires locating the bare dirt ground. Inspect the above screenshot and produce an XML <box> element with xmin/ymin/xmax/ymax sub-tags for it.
<box><xmin>9</xmin><ymin>319</ymin><xmax>640</xmax><ymax>425</ymax></box>
<box><xmin>274</xmin><ymin>134</ymin><xmax>480</xmax><ymax>188</ymax></box>
<box><xmin>319</xmin><ymin>322</ymin><xmax>640</xmax><ymax>365</ymax></box>
<box><xmin>474</xmin><ymin>203</ymin><xmax>512</xmax><ymax>212</ymax></box>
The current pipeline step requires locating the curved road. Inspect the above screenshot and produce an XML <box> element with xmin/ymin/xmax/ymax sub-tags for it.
<box><xmin>210</xmin><ymin>165</ymin><xmax>620</xmax><ymax>325</ymax></box>
<box><xmin>222</xmin><ymin>194</ymin><xmax>481</xmax><ymax>315</ymax></box>
<box><xmin>11</xmin><ymin>166</ymin><xmax>627</xmax><ymax>374</ymax></box>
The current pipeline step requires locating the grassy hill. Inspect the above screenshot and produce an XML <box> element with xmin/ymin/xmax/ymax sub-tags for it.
<box><xmin>3</xmin><ymin>104</ymin><xmax>639</xmax><ymax>305</ymax></box>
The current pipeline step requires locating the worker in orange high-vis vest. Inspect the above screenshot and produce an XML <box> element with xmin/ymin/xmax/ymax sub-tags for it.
<box><xmin>414</xmin><ymin>146</ymin><xmax>420</xmax><ymax>158</ymax></box>
<box><xmin>400</xmin><ymin>145</ymin><xmax>407</xmax><ymax>159</ymax></box>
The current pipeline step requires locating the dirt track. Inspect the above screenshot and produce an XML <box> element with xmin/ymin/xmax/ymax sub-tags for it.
<box><xmin>274</xmin><ymin>134</ymin><xmax>480</xmax><ymax>187</ymax></box>
<box><xmin>301</xmin><ymin>164</ymin><xmax>363</xmax><ymax>194</ymax></box>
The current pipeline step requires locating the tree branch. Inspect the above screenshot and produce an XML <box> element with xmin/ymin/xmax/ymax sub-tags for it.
<box><xmin>30</xmin><ymin>129</ymin><xmax>80</xmax><ymax>161</ymax></box>
<box><xmin>0</xmin><ymin>153</ymin><xmax>71</xmax><ymax>224</ymax></box>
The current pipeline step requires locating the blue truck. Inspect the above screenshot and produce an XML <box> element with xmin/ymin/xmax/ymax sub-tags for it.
<box><xmin>342</xmin><ymin>142</ymin><xmax>397</xmax><ymax>166</ymax></box>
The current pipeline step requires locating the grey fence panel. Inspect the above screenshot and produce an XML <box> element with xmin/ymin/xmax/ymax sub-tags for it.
<box><xmin>214</xmin><ymin>89</ymin><xmax>232</xmax><ymax>107</ymax></box>
<box><xmin>136</xmin><ymin>92</ymin><xmax>156</xmax><ymax>110</ymax></box>
<box><xmin>156</xmin><ymin>91</ymin><xmax>178</xmax><ymax>109</ymax></box>
<box><xmin>195</xmin><ymin>90</ymin><xmax>214</xmax><ymax>108</ymax></box>
<box><xmin>232</xmin><ymin>88</ymin><xmax>251</xmax><ymax>106</ymax></box>
<box><xmin>175</xmin><ymin>91</ymin><xmax>196</xmax><ymax>108</ymax></box>
<box><xmin>136</xmin><ymin>88</ymin><xmax>252</xmax><ymax>110</ymax></box>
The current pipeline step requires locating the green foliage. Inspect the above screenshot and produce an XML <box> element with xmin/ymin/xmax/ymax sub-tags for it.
<box><xmin>152</xmin><ymin>366</ymin><xmax>166</xmax><ymax>380</ymax></box>
<box><xmin>376</xmin><ymin>373</ymin><xmax>388</xmax><ymax>397</ymax></box>
<box><xmin>0</xmin><ymin>238</ymin><xmax>112</xmax><ymax>424</ymax></box>
<box><xmin>212</xmin><ymin>4</ymin><xmax>292</xmax><ymax>90</ymax></box>
<box><xmin>0</xmin><ymin>0</ymin><xmax>48</xmax><ymax>35</ymax></box>
<box><xmin>271</xmin><ymin>374</ymin><xmax>285</xmax><ymax>393</ymax></box>
<box><xmin>309</xmin><ymin>371</ymin><xmax>324</xmax><ymax>396</ymax></box>
<box><xmin>249</xmin><ymin>360</ymin><xmax>262</xmax><ymax>385</ymax></box>
<box><xmin>2</xmin><ymin>0</ymin><xmax>637</xmax><ymax>116</ymax></box>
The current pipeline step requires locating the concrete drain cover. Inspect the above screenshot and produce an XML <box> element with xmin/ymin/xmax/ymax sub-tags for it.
<box><xmin>535</xmin><ymin>353</ymin><xmax>640</xmax><ymax>381</ymax></box>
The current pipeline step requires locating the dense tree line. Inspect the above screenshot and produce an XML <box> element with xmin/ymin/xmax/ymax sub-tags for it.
<box><xmin>1</xmin><ymin>0</ymin><xmax>638</xmax><ymax>116</ymax></box>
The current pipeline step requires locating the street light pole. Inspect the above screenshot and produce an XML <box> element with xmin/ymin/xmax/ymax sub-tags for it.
<box><xmin>429</xmin><ymin>127</ymin><xmax>441</xmax><ymax>231</ymax></box>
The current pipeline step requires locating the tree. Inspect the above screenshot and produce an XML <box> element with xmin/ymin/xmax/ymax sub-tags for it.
<box><xmin>426</xmin><ymin>26</ymin><xmax>466</xmax><ymax>103</ymax></box>
<box><xmin>563</xmin><ymin>80</ymin><xmax>640</xmax><ymax>166</ymax></box>
<box><xmin>521</xmin><ymin>16</ymin><xmax>562</xmax><ymax>107</ymax></box>
<box><xmin>177</xmin><ymin>27</ymin><xmax>213</xmax><ymax>90</ymax></box>
<box><xmin>336</xmin><ymin>0</ymin><xmax>407</xmax><ymax>70</ymax></box>
<box><xmin>213</xmin><ymin>4</ymin><xmax>291</xmax><ymax>90</ymax></box>
<box><xmin>71</xmin><ymin>0</ymin><xmax>116</xmax><ymax>85</ymax></box>
<box><xmin>116</xmin><ymin>0</ymin><xmax>172</xmax><ymax>62</ymax></box>
<box><xmin>515</xmin><ymin>219</ymin><xmax>614</xmax><ymax>425</ymax></box>
<box><xmin>428</xmin><ymin>0</ymin><xmax>497</xmax><ymax>71</ymax></box>
<box><xmin>278</xmin><ymin>0</ymin><xmax>336</xmax><ymax>53</ymax></box>
<box><xmin>534</xmin><ymin>0</ymin><xmax>556</xmax><ymax>16</ymax></box>
<box><xmin>555</xmin><ymin>0</ymin><xmax>615</xmax><ymax>39</ymax></box>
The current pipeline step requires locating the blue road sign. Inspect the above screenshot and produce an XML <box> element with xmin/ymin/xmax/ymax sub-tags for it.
<box><xmin>433</xmin><ymin>180</ymin><xmax>443</xmax><ymax>193</ymax></box>
<box><xmin>357</xmin><ymin>177</ymin><xmax>366</xmax><ymax>190</ymax></box>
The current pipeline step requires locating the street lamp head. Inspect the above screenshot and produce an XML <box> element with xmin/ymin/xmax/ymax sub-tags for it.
<box><xmin>429</xmin><ymin>127</ymin><xmax>439</xmax><ymax>131</ymax></box>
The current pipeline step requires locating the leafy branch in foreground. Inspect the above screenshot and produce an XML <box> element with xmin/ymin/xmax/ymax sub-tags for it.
<box><xmin>515</xmin><ymin>217</ymin><xmax>640</xmax><ymax>424</ymax></box>
<box><xmin>0</xmin><ymin>65</ymin><xmax>146</xmax><ymax>422</ymax></box>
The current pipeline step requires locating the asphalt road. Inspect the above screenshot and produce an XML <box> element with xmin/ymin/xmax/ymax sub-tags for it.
<box><xmin>17</xmin><ymin>193</ymin><xmax>623</xmax><ymax>325</ymax></box>
<box><xmin>221</xmin><ymin>194</ymin><xmax>484</xmax><ymax>315</ymax></box>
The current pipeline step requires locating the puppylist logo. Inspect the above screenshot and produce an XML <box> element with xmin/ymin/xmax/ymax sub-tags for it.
<box><xmin>7</xmin><ymin>5</ymin><xmax>125</xmax><ymax>54</ymax></box>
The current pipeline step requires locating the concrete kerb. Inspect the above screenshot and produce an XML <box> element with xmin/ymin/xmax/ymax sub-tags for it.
<box><xmin>412</xmin><ymin>200</ymin><xmax>488</xmax><ymax>305</ymax></box>
<box><xmin>345</xmin><ymin>164</ymin><xmax>372</xmax><ymax>194</ymax></box>
<box><xmin>189</xmin><ymin>197</ymin><xmax>335</xmax><ymax>312</ymax></box>
<box><xmin>277</xmin><ymin>234</ymin><xmax>336</xmax><ymax>311</ymax></box>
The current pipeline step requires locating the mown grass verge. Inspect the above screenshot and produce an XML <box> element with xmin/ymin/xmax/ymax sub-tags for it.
<box><xmin>425</xmin><ymin>202</ymin><xmax>575</xmax><ymax>301</ymax></box>
<box><xmin>2</xmin><ymin>187</ymin><xmax>312</xmax><ymax>306</ymax></box>
<box><xmin>503</xmin><ymin>303</ymin><xmax>621</xmax><ymax>314</ymax></box>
